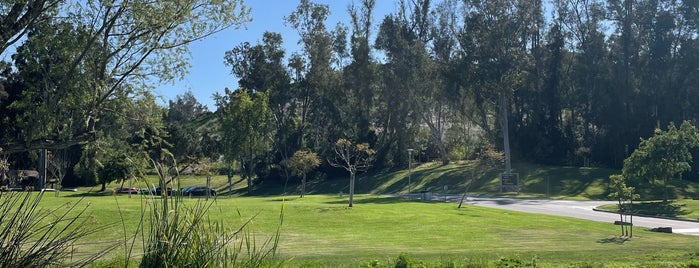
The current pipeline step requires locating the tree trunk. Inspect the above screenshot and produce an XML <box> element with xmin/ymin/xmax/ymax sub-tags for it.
<box><xmin>422</xmin><ymin>113</ymin><xmax>450</xmax><ymax>165</ymax></box>
<box><xmin>500</xmin><ymin>94</ymin><xmax>512</xmax><ymax>174</ymax></box>
<box><xmin>618</xmin><ymin>199</ymin><xmax>624</xmax><ymax>236</ymax></box>
<box><xmin>663</xmin><ymin>177</ymin><xmax>668</xmax><ymax>203</ymax></box>
<box><xmin>246</xmin><ymin>142</ymin><xmax>254</xmax><ymax>194</ymax></box>
<box><xmin>301</xmin><ymin>175</ymin><xmax>306</xmax><ymax>198</ymax></box>
<box><xmin>349</xmin><ymin>172</ymin><xmax>356</xmax><ymax>207</ymax></box>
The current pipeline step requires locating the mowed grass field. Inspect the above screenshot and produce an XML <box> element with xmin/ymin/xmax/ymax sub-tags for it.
<box><xmin>28</xmin><ymin>191</ymin><xmax>699</xmax><ymax>267</ymax></box>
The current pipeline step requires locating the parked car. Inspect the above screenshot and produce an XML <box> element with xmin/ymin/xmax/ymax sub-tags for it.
<box><xmin>115</xmin><ymin>187</ymin><xmax>139</xmax><ymax>194</ymax></box>
<box><xmin>153</xmin><ymin>186</ymin><xmax>174</xmax><ymax>195</ymax></box>
<box><xmin>181</xmin><ymin>186</ymin><xmax>216</xmax><ymax>196</ymax></box>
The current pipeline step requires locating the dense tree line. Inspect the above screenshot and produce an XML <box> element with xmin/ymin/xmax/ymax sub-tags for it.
<box><xmin>219</xmin><ymin>0</ymin><xmax>699</xmax><ymax>180</ymax></box>
<box><xmin>2</xmin><ymin>0</ymin><xmax>699</xmax><ymax>188</ymax></box>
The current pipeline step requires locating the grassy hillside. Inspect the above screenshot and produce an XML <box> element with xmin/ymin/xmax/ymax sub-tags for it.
<box><xmin>99</xmin><ymin>160</ymin><xmax>699</xmax><ymax>202</ymax></box>
<box><xmin>305</xmin><ymin>161</ymin><xmax>620</xmax><ymax>200</ymax></box>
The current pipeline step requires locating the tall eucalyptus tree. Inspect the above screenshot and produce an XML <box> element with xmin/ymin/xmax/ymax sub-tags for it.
<box><xmin>286</xmin><ymin>0</ymin><xmax>347</xmax><ymax>152</ymax></box>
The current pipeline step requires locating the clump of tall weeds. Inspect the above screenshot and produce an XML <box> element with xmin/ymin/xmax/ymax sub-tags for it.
<box><xmin>136</xmin><ymin>158</ymin><xmax>282</xmax><ymax>267</ymax></box>
<box><xmin>0</xmin><ymin>190</ymin><xmax>116</xmax><ymax>267</ymax></box>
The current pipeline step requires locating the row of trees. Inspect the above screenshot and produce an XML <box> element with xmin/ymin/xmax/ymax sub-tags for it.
<box><xmin>214</xmin><ymin>0</ymin><xmax>699</xmax><ymax>179</ymax></box>
<box><xmin>2</xmin><ymin>0</ymin><xmax>699</xmax><ymax>190</ymax></box>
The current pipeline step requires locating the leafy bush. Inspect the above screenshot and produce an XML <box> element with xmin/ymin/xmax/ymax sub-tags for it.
<box><xmin>687</xmin><ymin>260</ymin><xmax>699</xmax><ymax>268</ymax></box>
<box><xmin>393</xmin><ymin>253</ymin><xmax>427</xmax><ymax>268</ymax></box>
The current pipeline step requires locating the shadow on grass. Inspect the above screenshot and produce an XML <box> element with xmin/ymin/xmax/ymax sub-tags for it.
<box><xmin>322</xmin><ymin>196</ymin><xmax>420</xmax><ymax>205</ymax></box>
<box><xmin>217</xmin><ymin>160</ymin><xmax>637</xmax><ymax>201</ymax></box>
<box><xmin>622</xmin><ymin>201</ymin><xmax>689</xmax><ymax>218</ymax></box>
<box><xmin>522</xmin><ymin>165</ymin><xmax>615</xmax><ymax>200</ymax></box>
<box><xmin>58</xmin><ymin>191</ymin><xmax>112</xmax><ymax>198</ymax></box>
<box><xmin>597</xmin><ymin>236</ymin><xmax>629</xmax><ymax>244</ymax></box>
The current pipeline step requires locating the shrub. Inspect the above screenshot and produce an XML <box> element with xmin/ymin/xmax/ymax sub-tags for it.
<box><xmin>393</xmin><ymin>253</ymin><xmax>427</xmax><ymax>268</ymax></box>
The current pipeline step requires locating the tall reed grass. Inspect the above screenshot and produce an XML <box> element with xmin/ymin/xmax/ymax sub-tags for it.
<box><xmin>134</xmin><ymin>160</ymin><xmax>282</xmax><ymax>267</ymax></box>
<box><xmin>0</xmin><ymin>190</ymin><xmax>116</xmax><ymax>267</ymax></box>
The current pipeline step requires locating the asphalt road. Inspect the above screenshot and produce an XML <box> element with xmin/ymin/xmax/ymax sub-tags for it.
<box><xmin>415</xmin><ymin>194</ymin><xmax>699</xmax><ymax>236</ymax></box>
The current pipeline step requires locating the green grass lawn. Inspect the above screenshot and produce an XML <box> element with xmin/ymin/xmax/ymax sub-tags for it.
<box><xmin>29</xmin><ymin>192</ymin><xmax>699</xmax><ymax>267</ymax></box>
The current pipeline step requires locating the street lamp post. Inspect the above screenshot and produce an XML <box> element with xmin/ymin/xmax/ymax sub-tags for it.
<box><xmin>407</xmin><ymin>148</ymin><xmax>413</xmax><ymax>195</ymax></box>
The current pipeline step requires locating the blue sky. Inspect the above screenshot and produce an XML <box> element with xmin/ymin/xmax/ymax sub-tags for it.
<box><xmin>155</xmin><ymin>0</ymin><xmax>398</xmax><ymax>109</ymax></box>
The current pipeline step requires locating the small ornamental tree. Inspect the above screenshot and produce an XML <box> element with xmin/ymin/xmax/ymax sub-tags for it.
<box><xmin>328</xmin><ymin>138</ymin><xmax>375</xmax><ymax>207</ymax></box>
<box><xmin>284</xmin><ymin>150</ymin><xmax>321</xmax><ymax>198</ymax></box>
<box><xmin>622</xmin><ymin>121</ymin><xmax>699</xmax><ymax>202</ymax></box>
<box><xmin>609</xmin><ymin>174</ymin><xmax>639</xmax><ymax>237</ymax></box>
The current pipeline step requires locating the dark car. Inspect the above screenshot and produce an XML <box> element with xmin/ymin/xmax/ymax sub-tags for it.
<box><xmin>115</xmin><ymin>187</ymin><xmax>139</xmax><ymax>194</ymax></box>
<box><xmin>181</xmin><ymin>186</ymin><xmax>216</xmax><ymax>196</ymax></box>
<box><xmin>152</xmin><ymin>186</ymin><xmax>174</xmax><ymax>195</ymax></box>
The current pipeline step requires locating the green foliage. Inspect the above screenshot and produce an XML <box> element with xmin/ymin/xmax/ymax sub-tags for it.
<box><xmin>98</xmin><ymin>152</ymin><xmax>130</xmax><ymax>187</ymax></box>
<box><xmin>285</xmin><ymin>150</ymin><xmax>321</xmax><ymax>178</ymax></box>
<box><xmin>623</xmin><ymin>121</ymin><xmax>699</xmax><ymax>201</ymax></box>
<box><xmin>165</xmin><ymin>90</ymin><xmax>213</xmax><ymax>163</ymax></box>
<box><xmin>284</xmin><ymin>149</ymin><xmax>321</xmax><ymax>197</ymax></box>
<box><xmin>609</xmin><ymin>174</ymin><xmax>638</xmax><ymax>204</ymax></box>
<box><xmin>215</xmin><ymin>88</ymin><xmax>274</xmax><ymax>191</ymax></box>
<box><xmin>0</xmin><ymin>1</ymin><xmax>61</xmax><ymax>55</ymax></box>
<box><xmin>394</xmin><ymin>253</ymin><xmax>424</xmax><ymax>268</ymax></box>
<box><xmin>0</xmin><ymin>0</ymin><xmax>251</xmax><ymax>161</ymax></box>
<box><xmin>8</xmin><ymin>20</ymin><xmax>99</xmax><ymax>146</ymax></box>
<box><xmin>7</xmin><ymin>0</ymin><xmax>699</xmax><ymax>185</ymax></box>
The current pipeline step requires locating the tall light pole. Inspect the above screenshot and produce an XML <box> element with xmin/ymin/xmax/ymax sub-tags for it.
<box><xmin>407</xmin><ymin>148</ymin><xmax>413</xmax><ymax>194</ymax></box>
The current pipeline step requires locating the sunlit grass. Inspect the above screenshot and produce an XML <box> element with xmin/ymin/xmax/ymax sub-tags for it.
<box><xmin>33</xmin><ymin>193</ymin><xmax>699</xmax><ymax>267</ymax></box>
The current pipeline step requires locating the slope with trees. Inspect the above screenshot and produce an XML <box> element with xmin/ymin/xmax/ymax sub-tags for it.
<box><xmin>3</xmin><ymin>0</ymin><xmax>699</xmax><ymax>192</ymax></box>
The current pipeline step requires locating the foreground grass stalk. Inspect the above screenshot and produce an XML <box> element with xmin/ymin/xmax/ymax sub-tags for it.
<box><xmin>0</xmin><ymin>191</ymin><xmax>116</xmax><ymax>267</ymax></box>
<box><xmin>136</xmin><ymin>159</ymin><xmax>283</xmax><ymax>267</ymax></box>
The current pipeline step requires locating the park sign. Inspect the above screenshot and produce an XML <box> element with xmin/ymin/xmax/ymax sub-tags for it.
<box><xmin>500</xmin><ymin>172</ymin><xmax>520</xmax><ymax>193</ymax></box>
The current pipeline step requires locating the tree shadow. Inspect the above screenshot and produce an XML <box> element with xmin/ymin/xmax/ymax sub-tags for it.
<box><xmin>493</xmin><ymin>199</ymin><xmax>519</xmax><ymax>205</ymax></box>
<box><xmin>58</xmin><ymin>191</ymin><xmax>112</xmax><ymax>198</ymax></box>
<box><xmin>597</xmin><ymin>236</ymin><xmax>629</xmax><ymax>244</ymax></box>
<box><xmin>623</xmin><ymin>201</ymin><xmax>689</xmax><ymax>218</ymax></box>
<box><xmin>522</xmin><ymin>166</ymin><xmax>615</xmax><ymax>199</ymax></box>
<box><xmin>322</xmin><ymin>196</ymin><xmax>420</xmax><ymax>205</ymax></box>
